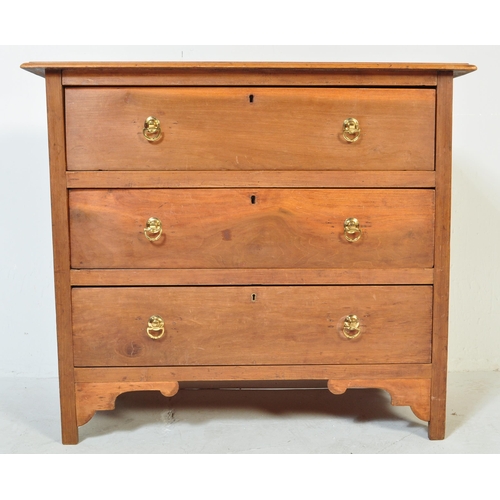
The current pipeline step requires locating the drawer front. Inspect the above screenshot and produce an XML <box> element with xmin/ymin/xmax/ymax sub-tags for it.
<box><xmin>69</xmin><ymin>189</ymin><xmax>435</xmax><ymax>269</ymax></box>
<box><xmin>72</xmin><ymin>286</ymin><xmax>432</xmax><ymax>366</ymax></box>
<box><xmin>65</xmin><ymin>87</ymin><xmax>435</xmax><ymax>171</ymax></box>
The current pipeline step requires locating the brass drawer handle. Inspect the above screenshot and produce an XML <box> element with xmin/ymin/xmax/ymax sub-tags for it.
<box><xmin>143</xmin><ymin>116</ymin><xmax>162</xmax><ymax>142</ymax></box>
<box><xmin>344</xmin><ymin>217</ymin><xmax>362</xmax><ymax>242</ymax></box>
<box><xmin>147</xmin><ymin>315</ymin><xmax>165</xmax><ymax>339</ymax></box>
<box><xmin>144</xmin><ymin>217</ymin><xmax>162</xmax><ymax>242</ymax></box>
<box><xmin>342</xmin><ymin>117</ymin><xmax>361</xmax><ymax>143</ymax></box>
<box><xmin>343</xmin><ymin>315</ymin><xmax>361</xmax><ymax>339</ymax></box>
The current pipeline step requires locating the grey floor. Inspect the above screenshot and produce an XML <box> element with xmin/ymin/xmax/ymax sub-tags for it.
<box><xmin>1</xmin><ymin>370</ymin><xmax>499</xmax><ymax>453</ymax></box>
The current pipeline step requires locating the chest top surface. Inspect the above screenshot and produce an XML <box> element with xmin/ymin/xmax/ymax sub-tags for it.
<box><xmin>21</xmin><ymin>61</ymin><xmax>477</xmax><ymax>77</ymax></box>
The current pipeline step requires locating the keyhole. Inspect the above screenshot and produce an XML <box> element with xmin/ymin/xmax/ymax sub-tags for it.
<box><xmin>251</xmin><ymin>293</ymin><xmax>257</xmax><ymax>302</ymax></box>
<box><xmin>249</xmin><ymin>94</ymin><xmax>254</xmax><ymax>103</ymax></box>
<box><xmin>250</xmin><ymin>195</ymin><xmax>256</xmax><ymax>204</ymax></box>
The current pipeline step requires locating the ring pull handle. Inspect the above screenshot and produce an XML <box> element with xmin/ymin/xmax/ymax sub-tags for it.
<box><xmin>147</xmin><ymin>315</ymin><xmax>165</xmax><ymax>340</ymax></box>
<box><xmin>143</xmin><ymin>116</ymin><xmax>162</xmax><ymax>142</ymax></box>
<box><xmin>144</xmin><ymin>217</ymin><xmax>162</xmax><ymax>242</ymax></box>
<box><xmin>342</xmin><ymin>117</ymin><xmax>361</xmax><ymax>143</ymax></box>
<box><xmin>344</xmin><ymin>217</ymin><xmax>362</xmax><ymax>242</ymax></box>
<box><xmin>343</xmin><ymin>315</ymin><xmax>361</xmax><ymax>339</ymax></box>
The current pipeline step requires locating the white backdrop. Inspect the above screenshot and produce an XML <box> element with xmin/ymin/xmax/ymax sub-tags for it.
<box><xmin>1</xmin><ymin>45</ymin><xmax>497</xmax><ymax>377</ymax></box>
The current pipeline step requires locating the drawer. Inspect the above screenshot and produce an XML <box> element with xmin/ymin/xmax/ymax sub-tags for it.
<box><xmin>69</xmin><ymin>188</ymin><xmax>435</xmax><ymax>269</ymax></box>
<box><xmin>65</xmin><ymin>87</ymin><xmax>435</xmax><ymax>171</ymax></box>
<box><xmin>72</xmin><ymin>286</ymin><xmax>432</xmax><ymax>366</ymax></box>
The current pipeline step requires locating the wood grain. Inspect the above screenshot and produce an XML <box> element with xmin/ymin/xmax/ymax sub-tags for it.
<box><xmin>45</xmin><ymin>71</ymin><xmax>78</xmax><ymax>445</ymax></box>
<box><xmin>69</xmin><ymin>189</ymin><xmax>435</xmax><ymax>269</ymax></box>
<box><xmin>65</xmin><ymin>87</ymin><xmax>436</xmax><ymax>171</ymax></box>
<box><xmin>69</xmin><ymin>268</ymin><xmax>434</xmax><ymax>286</ymax></box>
<box><xmin>75</xmin><ymin>381</ymin><xmax>179</xmax><ymax>426</ymax></box>
<box><xmin>74</xmin><ymin>364</ymin><xmax>433</xmax><ymax>383</ymax></box>
<box><xmin>62</xmin><ymin>69</ymin><xmax>438</xmax><ymax>87</ymax></box>
<box><xmin>72</xmin><ymin>286</ymin><xmax>433</xmax><ymax>367</ymax></box>
<box><xmin>20</xmin><ymin>61</ymin><xmax>477</xmax><ymax>79</ymax></box>
<box><xmin>328</xmin><ymin>378</ymin><xmax>431</xmax><ymax>421</ymax></box>
<box><xmin>429</xmin><ymin>73</ymin><xmax>453</xmax><ymax>440</ymax></box>
<box><xmin>75</xmin><ymin>377</ymin><xmax>430</xmax><ymax>427</ymax></box>
<box><xmin>23</xmin><ymin>61</ymin><xmax>474</xmax><ymax>442</ymax></box>
<box><xmin>66</xmin><ymin>170</ymin><xmax>436</xmax><ymax>189</ymax></box>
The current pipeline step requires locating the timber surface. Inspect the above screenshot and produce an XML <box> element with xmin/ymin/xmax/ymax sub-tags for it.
<box><xmin>72</xmin><ymin>285</ymin><xmax>433</xmax><ymax>367</ymax></box>
<box><xmin>69</xmin><ymin>188</ymin><xmax>435</xmax><ymax>269</ymax></box>
<box><xmin>65</xmin><ymin>87</ymin><xmax>436</xmax><ymax>171</ymax></box>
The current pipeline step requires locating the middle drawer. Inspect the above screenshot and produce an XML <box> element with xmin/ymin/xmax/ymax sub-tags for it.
<box><xmin>69</xmin><ymin>189</ymin><xmax>434</xmax><ymax>269</ymax></box>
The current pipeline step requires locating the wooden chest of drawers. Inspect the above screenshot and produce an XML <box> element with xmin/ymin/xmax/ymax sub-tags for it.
<box><xmin>22</xmin><ymin>61</ymin><xmax>476</xmax><ymax>444</ymax></box>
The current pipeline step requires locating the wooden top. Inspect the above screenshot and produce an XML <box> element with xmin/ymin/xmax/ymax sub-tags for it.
<box><xmin>21</xmin><ymin>61</ymin><xmax>477</xmax><ymax>78</ymax></box>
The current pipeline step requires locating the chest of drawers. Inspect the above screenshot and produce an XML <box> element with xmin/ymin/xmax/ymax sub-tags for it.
<box><xmin>22</xmin><ymin>61</ymin><xmax>476</xmax><ymax>444</ymax></box>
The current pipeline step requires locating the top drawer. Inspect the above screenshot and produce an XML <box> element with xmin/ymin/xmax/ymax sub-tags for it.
<box><xmin>65</xmin><ymin>87</ymin><xmax>436</xmax><ymax>171</ymax></box>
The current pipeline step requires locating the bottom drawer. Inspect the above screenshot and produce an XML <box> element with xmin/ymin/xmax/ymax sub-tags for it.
<box><xmin>72</xmin><ymin>286</ymin><xmax>432</xmax><ymax>366</ymax></box>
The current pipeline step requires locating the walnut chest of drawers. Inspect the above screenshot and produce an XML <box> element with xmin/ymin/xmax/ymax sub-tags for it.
<box><xmin>22</xmin><ymin>61</ymin><xmax>476</xmax><ymax>444</ymax></box>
